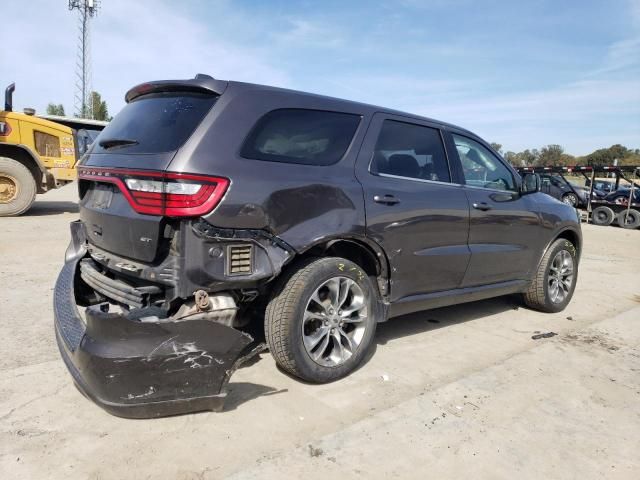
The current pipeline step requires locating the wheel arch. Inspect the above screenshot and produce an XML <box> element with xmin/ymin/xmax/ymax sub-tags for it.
<box><xmin>0</xmin><ymin>144</ymin><xmax>49</xmax><ymax>193</ymax></box>
<box><xmin>293</xmin><ymin>235</ymin><xmax>391</xmax><ymax>300</ymax></box>
<box><xmin>534</xmin><ymin>227</ymin><xmax>582</xmax><ymax>275</ymax></box>
<box><xmin>554</xmin><ymin>228</ymin><xmax>581</xmax><ymax>256</ymax></box>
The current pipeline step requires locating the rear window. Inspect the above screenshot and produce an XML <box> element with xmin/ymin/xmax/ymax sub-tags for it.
<box><xmin>241</xmin><ymin>109</ymin><xmax>361</xmax><ymax>166</ymax></box>
<box><xmin>93</xmin><ymin>92</ymin><xmax>217</xmax><ymax>154</ymax></box>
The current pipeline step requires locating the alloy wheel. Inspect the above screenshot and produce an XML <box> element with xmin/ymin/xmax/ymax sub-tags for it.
<box><xmin>302</xmin><ymin>276</ymin><xmax>368</xmax><ymax>367</ymax></box>
<box><xmin>548</xmin><ymin>250</ymin><xmax>574</xmax><ymax>304</ymax></box>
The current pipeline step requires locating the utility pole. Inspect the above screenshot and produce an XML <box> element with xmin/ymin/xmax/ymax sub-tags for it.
<box><xmin>69</xmin><ymin>0</ymin><xmax>99</xmax><ymax>118</ymax></box>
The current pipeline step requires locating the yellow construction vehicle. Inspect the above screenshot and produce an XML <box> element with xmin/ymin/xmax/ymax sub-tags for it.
<box><xmin>0</xmin><ymin>83</ymin><xmax>107</xmax><ymax>216</ymax></box>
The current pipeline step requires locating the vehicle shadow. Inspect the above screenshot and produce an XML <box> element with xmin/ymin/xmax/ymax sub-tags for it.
<box><xmin>223</xmin><ymin>350</ymin><xmax>288</xmax><ymax>411</ymax></box>
<box><xmin>356</xmin><ymin>294</ymin><xmax>524</xmax><ymax>370</ymax></box>
<box><xmin>272</xmin><ymin>294</ymin><xmax>523</xmax><ymax>384</ymax></box>
<box><xmin>23</xmin><ymin>201</ymin><xmax>79</xmax><ymax>216</ymax></box>
<box><xmin>224</xmin><ymin>382</ymin><xmax>288</xmax><ymax>411</ymax></box>
<box><xmin>375</xmin><ymin>294</ymin><xmax>522</xmax><ymax>346</ymax></box>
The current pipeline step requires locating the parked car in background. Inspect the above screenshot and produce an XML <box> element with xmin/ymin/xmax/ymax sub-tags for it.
<box><xmin>591</xmin><ymin>180</ymin><xmax>618</xmax><ymax>193</ymax></box>
<box><xmin>539</xmin><ymin>173</ymin><xmax>603</xmax><ymax>207</ymax></box>
<box><xmin>604</xmin><ymin>188</ymin><xmax>640</xmax><ymax>205</ymax></box>
<box><xmin>587</xmin><ymin>179</ymin><xmax>640</xmax><ymax>194</ymax></box>
<box><xmin>54</xmin><ymin>74</ymin><xmax>583</xmax><ymax>418</ymax></box>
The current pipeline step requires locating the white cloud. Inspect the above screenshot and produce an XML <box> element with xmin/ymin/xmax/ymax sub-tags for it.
<box><xmin>1</xmin><ymin>0</ymin><xmax>290</xmax><ymax>116</ymax></box>
<box><xmin>270</xmin><ymin>18</ymin><xmax>345</xmax><ymax>48</ymax></box>
<box><xmin>2</xmin><ymin>0</ymin><xmax>637</xmax><ymax>155</ymax></box>
<box><xmin>93</xmin><ymin>0</ymin><xmax>292</xmax><ymax>114</ymax></box>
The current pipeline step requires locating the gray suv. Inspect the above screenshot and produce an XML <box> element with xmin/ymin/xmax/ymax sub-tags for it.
<box><xmin>54</xmin><ymin>74</ymin><xmax>582</xmax><ymax>418</ymax></box>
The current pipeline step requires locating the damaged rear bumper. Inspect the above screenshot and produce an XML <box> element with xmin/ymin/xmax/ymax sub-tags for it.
<box><xmin>54</xmin><ymin>256</ymin><xmax>260</xmax><ymax>419</ymax></box>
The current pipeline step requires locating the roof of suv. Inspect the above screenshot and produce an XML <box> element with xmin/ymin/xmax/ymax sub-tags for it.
<box><xmin>125</xmin><ymin>74</ymin><xmax>477</xmax><ymax>138</ymax></box>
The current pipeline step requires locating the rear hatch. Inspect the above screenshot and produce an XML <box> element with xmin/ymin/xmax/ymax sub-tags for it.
<box><xmin>79</xmin><ymin>81</ymin><xmax>226</xmax><ymax>263</ymax></box>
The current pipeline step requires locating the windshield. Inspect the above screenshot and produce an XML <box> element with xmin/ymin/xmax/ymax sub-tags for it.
<box><xmin>93</xmin><ymin>92</ymin><xmax>217</xmax><ymax>154</ymax></box>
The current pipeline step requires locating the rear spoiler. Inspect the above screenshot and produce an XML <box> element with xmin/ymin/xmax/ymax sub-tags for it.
<box><xmin>125</xmin><ymin>74</ymin><xmax>228</xmax><ymax>103</ymax></box>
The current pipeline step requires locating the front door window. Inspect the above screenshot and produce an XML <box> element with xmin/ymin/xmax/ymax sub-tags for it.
<box><xmin>452</xmin><ymin>134</ymin><xmax>516</xmax><ymax>191</ymax></box>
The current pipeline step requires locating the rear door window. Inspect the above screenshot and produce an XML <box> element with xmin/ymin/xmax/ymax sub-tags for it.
<box><xmin>370</xmin><ymin>120</ymin><xmax>451</xmax><ymax>182</ymax></box>
<box><xmin>241</xmin><ymin>109</ymin><xmax>361</xmax><ymax>166</ymax></box>
<box><xmin>93</xmin><ymin>92</ymin><xmax>217</xmax><ymax>154</ymax></box>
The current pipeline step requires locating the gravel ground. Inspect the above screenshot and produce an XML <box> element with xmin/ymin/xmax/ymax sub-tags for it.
<box><xmin>1</xmin><ymin>185</ymin><xmax>639</xmax><ymax>479</ymax></box>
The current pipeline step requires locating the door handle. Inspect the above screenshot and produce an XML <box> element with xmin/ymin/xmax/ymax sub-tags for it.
<box><xmin>374</xmin><ymin>194</ymin><xmax>400</xmax><ymax>205</ymax></box>
<box><xmin>472</xmin><ymin>202</ymin><xmax>492</xmax><ymax>211</ymax></box>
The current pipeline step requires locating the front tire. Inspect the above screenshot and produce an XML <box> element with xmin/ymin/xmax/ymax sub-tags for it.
<box><xmin>0</xmin><ymin>157</ymin><xmax>37</xmax><ymax>216</ymax></box>
<box><xmin>524</xmin><ymin>238</ymin><xmax>578</xmax><ymax>313</ymax></box>
<box><xmin>265</xmin><ymin>257</ymin><xmax>378</xmax><ymax>383</ymax></box>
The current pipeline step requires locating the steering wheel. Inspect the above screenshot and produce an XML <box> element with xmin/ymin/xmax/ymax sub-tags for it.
<box><xmin>487</xmin><ymin>178</ymin><xmax>509</xmax><ymax>190</ymax></box>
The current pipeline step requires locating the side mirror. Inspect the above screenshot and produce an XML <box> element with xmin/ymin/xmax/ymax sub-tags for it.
<box><xmin>520</xmin><ymin>172</ymin><xmax>541</xmax><ymax>195</ymax></box>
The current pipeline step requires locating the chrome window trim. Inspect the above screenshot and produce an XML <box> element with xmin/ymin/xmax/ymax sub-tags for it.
<box><xmin>461</xmin><ymin>183</ymin><xmax>519</xmax><ymax>194</ymax></box>
<box><xmin>374</xmin><ymin>171</ymin><xmax>464</xmax><ymax>187</ymax></box>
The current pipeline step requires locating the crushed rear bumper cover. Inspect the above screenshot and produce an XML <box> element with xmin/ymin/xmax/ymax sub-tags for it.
<box><xmin>54</xmin><ymin>255</ymin><xmax>259</xmax><ymax>419</ymax></box>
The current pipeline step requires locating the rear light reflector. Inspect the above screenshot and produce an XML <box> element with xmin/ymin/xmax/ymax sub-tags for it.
<box><xmin>78</xmin><ymin>167</ymin><xmax>229</xmax><ymax>217</ymax></box>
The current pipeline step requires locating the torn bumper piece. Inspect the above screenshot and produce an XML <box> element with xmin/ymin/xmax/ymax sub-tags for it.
<box><xmin>54</xmin><ymin>257</ymin><xmax>259</xmax><ymax>419</ymax></box>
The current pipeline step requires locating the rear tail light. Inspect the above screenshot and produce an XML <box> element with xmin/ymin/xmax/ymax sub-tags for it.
<box><xmin>78</xmin><ymin>167</ymin><xmax>229</xmax><ymax>217</ymax></box>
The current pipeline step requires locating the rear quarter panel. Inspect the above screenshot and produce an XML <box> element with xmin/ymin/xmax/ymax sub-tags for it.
<box><xmin>167</xmin><ymin>83</ymin><xmax>373</xmax><ymax>251</ymax></box>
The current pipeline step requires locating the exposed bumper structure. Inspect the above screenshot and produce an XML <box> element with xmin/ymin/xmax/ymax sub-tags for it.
<box><xmin>54</xmin><ymin>255</ymin><xmax>260</xmax><ymax>419</ymax></box>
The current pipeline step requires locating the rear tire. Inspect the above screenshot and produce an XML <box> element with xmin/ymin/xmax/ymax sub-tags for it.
<box><xmin>617</xmin><ymin>209</ymin><xmax>640</xmax><ymax>229</ymax></box>
<box><xmin>0</xmin><ymin>157</ymin><xmax>37</xmax><ymax>216</ymax></box>
<box><xmin>524</xmin><ymin>238</ymin><xmax>578</xmax><ymax>313</ymax></box>
<box><xmin>265</xmin><ymin>257</ymin><xmax>378</xmax><ymax>383</ymax></box>
<box><xmin>591</xmin><ymin>206</ymin><xmax>615</xmax><ymax>226</ymax></box>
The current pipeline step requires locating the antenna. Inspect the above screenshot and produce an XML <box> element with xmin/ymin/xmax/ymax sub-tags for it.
<box><xmin>69</xmin><ymin>1</ymin><xmax>99</xmax><ymax>118</ymax></box>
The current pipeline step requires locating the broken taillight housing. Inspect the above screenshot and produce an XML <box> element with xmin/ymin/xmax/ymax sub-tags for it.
<box><xmin>78</xmin><ymin>166</ymin><xmax>229</xmax><ymax>217</ymax></box>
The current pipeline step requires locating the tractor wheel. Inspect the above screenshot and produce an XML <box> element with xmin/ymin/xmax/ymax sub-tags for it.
<box><xmin>0</xmin><ymin>157</ymin><xmax>37</xmax><ymax>216</ymax></box>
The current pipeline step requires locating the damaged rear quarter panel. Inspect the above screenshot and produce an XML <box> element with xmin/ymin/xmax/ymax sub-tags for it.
<box><xmin>166</xmin><ymin>84</ymin><xmax>373</xmax><ymax>251</ymax></box>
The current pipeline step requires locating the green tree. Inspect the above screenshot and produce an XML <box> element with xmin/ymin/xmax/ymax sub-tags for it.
<box><xmin>46</xmin><ymin>103</ymin><xmax>65</xmax><ymax>116</ymax></box>
<box><xmin>503</xmin><ymin>151</ymin><xmax>517</xmax><ymax>165</ymax></box>
<box><xmin>583</xmin><ymin>144</ymin><xmax>632</xmax><ymax>166</ymax></box>
<box><xmin>537</xmin><ymin>144</ymin><xmax>567</xmax><ymax>166</ymax></box>
<box><xmin>506</xmin><ymin>149</ymin><xmax>539</xmax><ymax>166</ymax></box>
<box><xmin>490</xmin><ymin>142</ymin><xmax>503</xmax><ymax>155</ymax></box>
<box><xmin>504</xmin><ymin>144</ymin><xmax>638</xmax><ymax>168</ymax></box>
<box><xmin>90</xmin><ymin>91</ymin><xmax>111</xmax><ymax>121</ymax></box>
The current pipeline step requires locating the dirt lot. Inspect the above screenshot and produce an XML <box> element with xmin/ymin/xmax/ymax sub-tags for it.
<box><xmin>1</xmin><ymin>185</ymin><xmax>639</xmax><ymax>479</ymax></box>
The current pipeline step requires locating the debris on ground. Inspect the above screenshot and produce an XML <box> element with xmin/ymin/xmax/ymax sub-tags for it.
<box><xmin>308</xmin><ymin>445</ymin><xmax>323</xmax><ymax>457</ymax></box>
<box><xmin>532</xmin><ymin>332</ymin><xmax>558</xmax><ymax>340</ymax></box>
<box><xmin>381</xmin><ymin>374</ymin><xmax>390</xmax><ymax>382</ymax></box>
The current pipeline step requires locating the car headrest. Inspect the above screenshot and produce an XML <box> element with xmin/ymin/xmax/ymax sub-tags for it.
<box><xmin>372</xmin><ymin>152</ymin><xmax>389</xmax><ymax>174</ymax></box>
<box><xmin>387</xmin><ymin>154</ymin><xmax>420</xmax><ymax>178</ymax></box>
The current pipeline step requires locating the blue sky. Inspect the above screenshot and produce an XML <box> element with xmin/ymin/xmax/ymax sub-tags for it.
<box><xmin>3</xmin><ymin>0</ymin><xmax>639</xmax><ymax>154</ymax></box>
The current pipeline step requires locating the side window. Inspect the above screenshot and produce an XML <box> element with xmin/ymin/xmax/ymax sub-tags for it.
<box><xmin>34</xmin><ymin>131</ymin><xmax>61</xmax><ymax>158</ymax></box>
<box><xmin>241</xmin><ymin>109</ymin><xmax>361</xmax><ymax>166</ymax></box>
<box><xmin>370</xmin><ymin>120</ymin><xmax>450</xmax><ymax>182</ymax></box>
<box><xmin>452</xmin><ymin>134</ymin><xmax>516</xmax><ymax>191</ymax></box>
<box><xmin>550</xmin><ymin>174</ymin><xmax>564</xmax><ymax>187</ymax></box>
